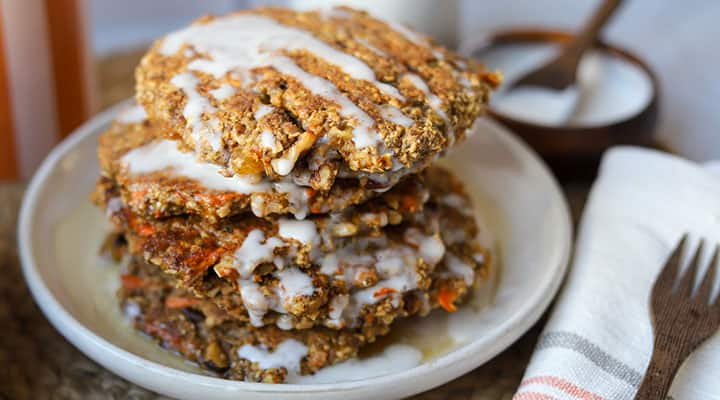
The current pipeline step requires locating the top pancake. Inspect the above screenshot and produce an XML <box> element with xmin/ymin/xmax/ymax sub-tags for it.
<box><xmin>136</xmin><ymin>6</ymin><xmax>499</xmax><ymax>192</ymax></box>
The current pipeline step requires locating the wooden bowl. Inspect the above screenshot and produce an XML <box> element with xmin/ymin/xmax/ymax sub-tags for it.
<box><xmin>466</xmin><ymin>29</ymin><xmax>660</xmax><ymax>179</ymax></box>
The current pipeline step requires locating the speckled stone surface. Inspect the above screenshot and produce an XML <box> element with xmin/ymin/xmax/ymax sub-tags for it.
<box><xmin>0</xmin><ymin>182</ymin><xmax>588</xmax><ymax>399</ymax></box>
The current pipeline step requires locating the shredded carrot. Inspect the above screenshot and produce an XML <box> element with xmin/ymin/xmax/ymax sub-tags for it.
<box><xmin>130</xmin><ymin>189</ymin><xmax>147</xmax><ymax>203</ymax></box>
<box><xmin>438</xmin><ymin>287</ymin><xmax>459</xmax><ymax>312</ymax></box>
<box><xmin>165</xmin><ymin>296</ymin><xmax>201</xmax><ymax>309</ymax></box>
<box><xmin>373</xmin><ymin>287</ymin><xmax>397</xmax><ymax>298</ymax></box>
<box><xmin>400</xmin><ymin>196</ymin><xmax>419</xmax><ymax>212</ymax></box>
<box><xmin>137</xmin><ymin>223</ymin><xmax>155</xmax><ymax>236</ymax></box>
<box><xmin>145</xmin><ymin>321</ymin><xmax>182</xmax><ymax>347</ymax></box>
<box><xmin>120</xmin><ymin>274</ymin><xmax>145</xmax><ymax>289</ymax></box>
<box><xmin>483</xmin><ymin>70</ymin><xmax>503</xmax><ymax>88</ymax></box>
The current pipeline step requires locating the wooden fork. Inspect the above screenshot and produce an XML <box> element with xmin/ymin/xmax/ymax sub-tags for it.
<box><xmin>635</xmin><ymin>235</ymin><xmax>720</xmax><ymax>399</ymax></box>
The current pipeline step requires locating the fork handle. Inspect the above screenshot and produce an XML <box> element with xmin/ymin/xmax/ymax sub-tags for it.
<box><xmin>634</xmin><ymin>340</ymin><xmax>690</xmax><ymax>400</ymax></box>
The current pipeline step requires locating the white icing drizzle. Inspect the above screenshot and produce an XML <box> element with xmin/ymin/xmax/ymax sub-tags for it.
<box><xmin>440</xmin><ymin>192</ymin><xmax>474</xmax><ymax>216</ymax></box>
<box><xmin>209</xmin><ymin>84</ymin><xmax>236</xmax><ymax>100</ymax></box>
<box><xmin>123</xmin><ymin>302</ymin><xmax>141</xmax><ymax>320</ymax></box>
<box><xmin>458</xmin><ymin>75</ymin><xmax>473</xmax><ymax>90</ymax></box>
<box><xmin>122</xmin><ymin>140</ymin><xmax>269</xmax><ymax>192</ymax></box>
<box><xmin>187</xmin><ymin>58</ymin><xmax>228</xmax><ymax>78</ymax></box>
<box><xmin>319</xmin><ymin>253</ymin><xmax>340</xmax><ymax>276</ymax></box>
<box><xmin>322</xmin><ymin>6</ymin><xmax>353</xmax><ymax>21</ymax></box>
<box><xmin>276</xmin><ymin>314</ymin><xmax>294</xmax><ymax>330</ymax></box>
<box><xmin>403</xmin><ymin>73</ymin><xmax>455</xmax><ymax>144</ymax></box>
<box><xmin>320</xmin><ymin>251</ymin><xmax>374</xmax><ymax>284</ymax></box>
<box><xmin>275</xmin><ymin>267</ymin><xmax>315</xmax><ymax>306</ymax></box>
<box><xmin>352</xmin><ymin>269</ymin><xmax>417</xmax><ymax>306</ymax></box>
<box><xmin>271</xmin><ymin>155</ymin><xmax>296</xmax><ymax>176</ymax></box>
<box><xmin>374</xmin><ymin>248</ymin><xmax>413</xmax><ymax>277</ymax></box>
<box><xmin>254</xmin><ymin>104</ymin><xmax>275</xmax><ymax>120</ymax></box>
<box><xmin>380</xmin><ymin>105</ymin><xmax>414</xmax><ymax>127</ymax></box>
<box><xmin>238</xmin><ymin>266</ymin><xmax>317</xmax><ymax>327</ymax></box>
<box><xmin>404</xmin><ymin>228</ymin><xmax>446</xmax><ymax>264</ymax></box>
<box><xmin>278</xmin><ymin>219</ymin><xmax>319</xmax><ymax>246</ymax></box>
<box><xmin>275</xmin><ymin>182</ymin><xmax>309</xmax><ymax>219</ymax></box>
<box><xmin>116</xmin><ymin>105</ymin><xmax>148</xmax><ymax>124</ymax></box>
<box><xmin>318</xmin><ymin>231</ymin><xmax>446</xmax><ymax>327</ymax></box>
<box><xmin>237</xmin><ymin>339</ymin><xmax>308</xmax><ymax>373</ymax></box>
<box><xmin>445</xmin><ymin>254</ymin><xmax>475</xmax><ymax>285</ymax></box>
<box><xmin>121</xmin><ymin>140</ymin><xmax>310</xmax><ymax>219</ymax></box>
<box><xmin>159</xmin><ymin>14</ymin><xmax>411</xmax><ymax>150</ymax></box>
<box><xmin>325</xmin><ymin>294</ymin><xmax>349</xmax><ymax>328</ymax></box>
<box><xmin>260</xmin><ymin>130</ymin><xmax>278</xmax><ymax>150</ymax></box>
<box><xmin>271</xmin><ymin>55</ymin><xmax>379</xmax><ymax>148</ymax></box>
<box><xmin>440</xmin><ymin>192</ymin><xmax>468</xmax><ymax>209</ymax></box>
<box><xmin>239</xmin><ymin>280</ymin><xmax>269</xmax><ymax>326</ymax></box>
<box><xmin>354</xmin><ymin>36</ymin><xmax>388</xmax><ymax>58</ymax></box>
<box><xmin>442</xmin><ymin>227</ymin><xmax>468</xmax><ymax>245</ymax></box>
<box><xmin>432</xmin><ymin>49</ymin><xmax>446</xmax><ymax>61</ymax></box>
<box><xmin>233</xmin><ymin>230</ymin><xmax>283</xmax><ymax>279</ymax></box>
<box><xmin>170</xmin><ymin>72</ymin><xmax>223</xmax><ymax>151</ymax></box>
<box><xmin>105</xmin><ymin>197</ymin><xmax>124</xmax><ymax>217</ymax></box>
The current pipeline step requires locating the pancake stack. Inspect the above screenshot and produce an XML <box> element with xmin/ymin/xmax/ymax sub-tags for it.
<box><xmin>93</xmin><ymin>6</ymin><xmax>498</xmax><ymax>383</ymax></box>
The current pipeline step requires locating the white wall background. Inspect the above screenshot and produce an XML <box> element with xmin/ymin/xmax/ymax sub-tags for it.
<box><xmin>88</xmin><ymin>0</ymin><xmax>720</xmax><ymax>161</ymax></box>
<box><xmin>89</xmin><ymin>0</ymin><xmax>248</xmax><ymax>56</ymax></box>
<box><xmin>459</xmin><ymin>0</ymin><xmax>720</xmax><ymax>162</ymax></box>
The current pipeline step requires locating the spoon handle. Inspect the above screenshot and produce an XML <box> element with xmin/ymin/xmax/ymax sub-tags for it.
<box><xmin>567</xmin><ymin>0</ymin><xmax>624</xmax><ymax>58</ymax></box>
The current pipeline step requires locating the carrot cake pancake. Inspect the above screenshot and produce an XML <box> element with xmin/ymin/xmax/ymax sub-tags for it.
<box><xmin>100</xmin><ymin>167</ymin><xmax>489</xmax><ymax>337</ymax></box>
<box><xmin>97</xmin><ymin>114</ymin><xmax>427</xmax><ymax>220</ymax></box>
<box><xmin>136</xmin><ymin>7</ymin><xmax>499</xmax><ymax>192</ymax></box>
<box><xmin>119</xmin><ymin>256</ymin><xmax>367</xmax><ymax>383</ymax></box>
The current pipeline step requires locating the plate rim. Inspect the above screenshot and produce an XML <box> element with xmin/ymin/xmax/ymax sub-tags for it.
<box><xmin>18</xmin><ymin>100</ymin><xmax>572</xmax><ymax>397</ymax></box>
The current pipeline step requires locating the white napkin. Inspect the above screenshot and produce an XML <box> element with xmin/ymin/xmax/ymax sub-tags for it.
<box><xmin>515</xmin><ymin>147</ymin><xmax>720</xmax><ymax>400</ymax></box>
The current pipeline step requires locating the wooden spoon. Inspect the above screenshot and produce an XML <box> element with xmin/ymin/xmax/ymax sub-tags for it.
<box><xmin>509</xmin><ymin>0</ymin><xmax>624</xmax><ymax>91</ymax></box>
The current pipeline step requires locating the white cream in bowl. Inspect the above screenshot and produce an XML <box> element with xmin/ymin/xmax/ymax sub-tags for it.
<box><xmin>482</xmin><ymin>43</ymin><xmax>654</xmax><ymax>127</ymax></box>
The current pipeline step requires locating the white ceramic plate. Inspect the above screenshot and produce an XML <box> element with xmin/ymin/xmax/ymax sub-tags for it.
<box><xmin>19</xmin><ymin>101</ymin><xmax>572</xmax><ymax>400</ymax></box>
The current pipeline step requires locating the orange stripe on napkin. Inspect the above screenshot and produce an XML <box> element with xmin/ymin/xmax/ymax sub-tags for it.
<box><xmin>518</xmin><ymin>376</ymin><xmax>605</xmax><ymax>400</ymax></box>
<box><xmin>513</xmin><ymin>392</ymin><xmax>559</xmax><ymax>400</ymax></box>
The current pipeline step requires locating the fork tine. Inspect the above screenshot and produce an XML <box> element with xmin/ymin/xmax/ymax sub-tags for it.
<box><xmin>695</xmin><ymin>244</ymin><xmax>718</xmax><ymax>304</ymax></box>
<box><xmin>653</xmin><ymin>234</ymin><xmax>688</xmax><ymax>296</ymax></box>
<box><xmin>677</xmin><ymin>239</ymin><xmax>704</xmax><ymax>297</ymax></box>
